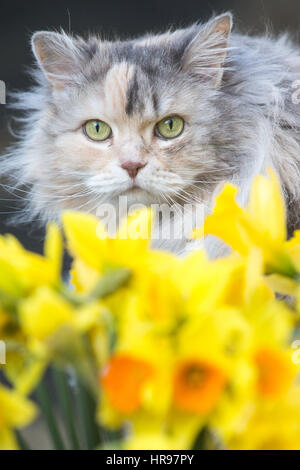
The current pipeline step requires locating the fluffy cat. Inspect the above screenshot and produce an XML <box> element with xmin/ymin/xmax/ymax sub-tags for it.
<box><xmin>2</xmin><ymin>12</ymin><xmax>300</xmax><ymax>256</ymax></box>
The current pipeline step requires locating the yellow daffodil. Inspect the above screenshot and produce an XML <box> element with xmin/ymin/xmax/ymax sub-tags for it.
<box><xmin>194</xmin><ymin>169</ymin><xmax>298</xmax><ymax>277</ymax></box>
<box><xmin>62</xmin><ymin>208</ymin><xmax>153</xmax><ymax>279</ymax></box>
<box><xmin>124</xmin><ymin>431</ymin><xmax>190</xmax><ymax>451</ymax></box>
<box><xmin>0</xmin><ymin>167</ymin><xmax>300</xmax><ymax>451</ymax></box>
<box><xmin>19</xmin><ymin>286</ymin><xmax>105</xmax><ymax>345</ymax></box>
<box><xmin>0</xmin><ymin>223</ymin><xmax>62</xmax><ymax>296</ymax></box>
<box><xmin>124</xmin><ymin>415</ymin><xmax>204</xmax><ymax>450</ymax></box>
<box><xmin>267</xmin><ymin>230</ymin><xmax>300</xmax><ymax>296</ymax></box>
<box><xmin>173</xmin><ymin>359</ymin><xmax>227</xmax><ymax>414</ymax></box>
<box><xmin>98</xmin><ymin>311</ymin><xmax>174</xmax><ymax>426</ymax></box>
<box><xmin>286</xmin><ymin>230</ymin><xmax>300</xmax><ymax>269</ymax></box>
<box><xmin>20</xmin><ymin>287</ymin><xmax>74</xmax><ymax>343</ymax></box>
<box><xmin>0</xmin><ymin>384</ymin><xmax>37</xmax><ymax>450</ymax></box>
<box><xmin>227</xmin><ymin>386</ymin><xmax>300</xmax><ymax>450</ymax></box>
<box><xmin>0</xmin><ymin>225</ymin><xmax>63</xmax><ymax>396</ymax></box>
<box><xmin>16</xmin><ymin>286</ymin><xmax>105</xmax><ymax>394</ymax></box>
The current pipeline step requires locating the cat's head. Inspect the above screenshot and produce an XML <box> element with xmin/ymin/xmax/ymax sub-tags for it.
<box><xmin>6</xmin><ymin>13</ymin><xmax>234</xmax><ymax>222</ymax></box>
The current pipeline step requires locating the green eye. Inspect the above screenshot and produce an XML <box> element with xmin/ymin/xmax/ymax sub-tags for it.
<box><xmin>83</xmin><ymin>120</ymin><xmax>112</xmax><ymax>141</ymax></box>
<box><xmin>156</xmin><ymin>116</ymin><xmax>184</xmax><ymax>139</ymax></box>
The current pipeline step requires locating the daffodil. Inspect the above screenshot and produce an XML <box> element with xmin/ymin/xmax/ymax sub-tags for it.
<box><xmin>266</xmin><ymin>230</ymin><xmax>300</xmax><ymax>296</ymax></box>
<box><xmin>98</xmin><ymin>267</ymin><xmax>255</xmax><ymax>448</ymax></box>
<box><xmin>0</xmin><ymin>169</ymin><xmax>300</xmax><ymax>451</ymax></box>
<box><xmin>101</xmin><ymin>355</ymin><xmax>154</xmax><ymax>414</ymax></box>
<box><xmin>0</xmin><ymin>384</ymin><xmax>37</xmax><ymax>449</ymax></box>
<box><xmin>15</xmin><ymin>286</ymin><xmax>106</xmax><ymax>395</ymax></box>
<box><xmin>254</xmin><ymin>348</ymin><xmax>295</xmax><ymax>398</ymax></box>
<box><xmin>62</xmin><ymin>208</ymin><xmax>153</xmax><ymax>289</ymax></box>
<box><xmin>19</xmin><ymin>285</ymin><xmax>107</xmax><ymax>345</ymax></box>
<box><xmin>98</xmin><ymin>316</ymin><xmax>174</xmax><ymax>427</ymax></box>
<box><xmin>0</xmin><ymin>223</ymin><xmax>65</xmax><ymax>395</ymax></box>
<box><xmin>227</xmin><ymin>385</ymin><xmax>300</xmax><ymax>450</ymax></box>
<box><xmin>124</xmin><ymin>430</ymin><xmax>191</xmax><ymax>450</ymax></box>
<box><xmin>286</xmin><ymin>230</ymin><xmax>300</xmax><ymax>269</ymax></box>
<box><xmin>194</xmin><ymin>170</ymin><xmax>298</xmax><ymax>278</ymax></box>
<box><xmin>0</xmin><ymin>223</ymin><xmax>62</xmax><ymax>297</ymax></box>
<box><xmin>124</xmin><ymin>414</ymin><xmax>206</xmax><ymax>450</ymax></box>
<box><xmin>174</xmin><ymin>304</ymin><xmax>255</xmax><ymax>438</ymax></box>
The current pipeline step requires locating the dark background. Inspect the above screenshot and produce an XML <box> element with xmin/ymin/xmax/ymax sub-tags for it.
<box><xmin>1</xmin><ymin>0</ymin><xmax>300</xmax><ymax>253</ymax></box>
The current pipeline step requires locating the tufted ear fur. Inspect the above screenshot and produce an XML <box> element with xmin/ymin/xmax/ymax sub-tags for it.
<box><xmin>182</xmin><ymin>13</ymin><xmax>233</xmax><ymax>86</ymax></box>
<box><xmin>31</xmin><ymin>31</ymin><xmax>86</xmax><ymax>89</ymax></box>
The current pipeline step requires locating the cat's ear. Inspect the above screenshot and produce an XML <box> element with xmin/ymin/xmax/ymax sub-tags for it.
<box><xmin>182</xmin><ymin>13</ymin><xmax>233</xmax><ymax>87</ymax></box>
<box><xmin>31</xmin><ymin>31</ymin><xmax>85</xmax><ymax>89</ymax></box>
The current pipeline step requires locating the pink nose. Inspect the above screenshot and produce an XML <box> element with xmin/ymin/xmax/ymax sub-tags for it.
<box><xmin>121</xmin><ymin>161</ymin><xmax>146</xmax><ymax>179</ymax></box>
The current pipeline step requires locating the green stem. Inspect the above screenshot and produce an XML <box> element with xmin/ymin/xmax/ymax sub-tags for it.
<box><xmin>53</xmin><ymin>368</ymin><xmax>80</xmax><ymax>450</ymax></box>
<box><xmin>36</xmin><ymin>378</ymin><xmax>65</xmax><ymax>450</ymax></box>
<box><xmin>15</xmin><ymin>430</ymin><xmax>30</xmax><ymax>450</ymax></box>
<box><xmin>77</xmin><ymin>379</ymin><xmax>101</xmax><ymax>450</ymax></box>
<box><xmin>60</xmin><ymin>267</ymin><xmax>131</xmax><ymax>306</ymax></box>
<box><xmin>87</xmin><ymin>268</ymin><xmax>131</xmax><ymax>302</ymax></box>
<box><xmin>192</xmin><ymin>426</ymin><xmax>223</xmax><ymax>450</ymax></box>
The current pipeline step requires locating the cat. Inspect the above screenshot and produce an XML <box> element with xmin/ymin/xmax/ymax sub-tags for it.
<box><xmin>2</xmin><ymin>12</ymin><xmax>300</xmax><ymax>257</ymax></box>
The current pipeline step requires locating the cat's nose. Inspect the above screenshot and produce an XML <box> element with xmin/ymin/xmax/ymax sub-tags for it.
<box><xmin>121</xmin><ymin>161</ymin><xmax>146</xmax><ymax>179</ymax></box>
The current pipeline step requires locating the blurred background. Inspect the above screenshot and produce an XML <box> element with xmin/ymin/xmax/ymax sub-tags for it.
<box><xmin>1</xmin><ymin>0</ymin><xmax>300</xmax><ymax>253</ymax></box>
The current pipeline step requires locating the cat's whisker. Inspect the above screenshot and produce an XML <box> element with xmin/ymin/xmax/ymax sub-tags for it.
<box><xmin>159</xmin><ymin>191</ymin><xmax>194</xmax><ymax>220</ymax></box>
<box><xmin>34</xmin><ymin>189</ymin><xmax>93</xmax><ymax>201</ymax></box>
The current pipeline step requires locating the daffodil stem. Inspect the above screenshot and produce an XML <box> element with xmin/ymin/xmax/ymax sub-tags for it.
<box><xmin>59</xmin><ymin>267</ymin><xmax>131</xmax><ymax>306</ymax></box>
<box><xmin>53</xmin><ymin>368</ymin><xmax>80</xmax><ymax>450</ymax></box>
<box><xmin>86</xmin><ymin>268</ymin><xmax>131</xmax><ymax>302</ymax></box>
<box><xmin>77</xmin><ymin>379</ymin><xmax>101</xmax><ymax>450</ymax></box>
<box><xmin>16</xmin><ymin>430</ymin><xmax>30</xmax><ymax>450</ymax></box>
<box><xmin>192</xmin><ymin>427</ymin><xmax>208</xmax><ymax>450</ymax></box>
<box><xmin>36</xmin><ymin>378</ymin><xmax>65</xmax><ymax>450</ymax></box>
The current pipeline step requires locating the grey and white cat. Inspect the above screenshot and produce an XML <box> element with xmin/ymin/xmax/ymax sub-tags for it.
<box><xmin>2</xmin><ymin>12</ymin><xmax>300</xmax><ymax>257</ymax></box>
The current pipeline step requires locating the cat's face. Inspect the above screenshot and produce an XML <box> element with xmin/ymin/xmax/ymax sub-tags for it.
<box><xmin>45</xmin><ymin>60</ymin><xmax>217</xmax><ymax>211</ymax></box>
<box><xmin>50</xmin><ymin>61</ymin><xmax>205</xmax><ymax>209</ymax></box>
<box><xmin>16</xmin><ymin>14</ymin><xmax>234</xmax><ymax>220</ymax></box>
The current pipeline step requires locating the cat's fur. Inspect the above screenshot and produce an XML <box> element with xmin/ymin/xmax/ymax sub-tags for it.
<box><xmin>2</xmin><ymin>13</ymin><xmax>300</xmax><ymax>256</ymax></box>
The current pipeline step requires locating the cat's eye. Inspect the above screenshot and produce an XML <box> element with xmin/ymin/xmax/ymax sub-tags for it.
<box><xmin>83</xmin><ymin>119</ymin><xmax>112</xmax><ymax>141</ymax></box>
<box><xmin>155</xmin><ymin>116</ymin><xmax>184</xmax><ymax>139</ymax></box>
